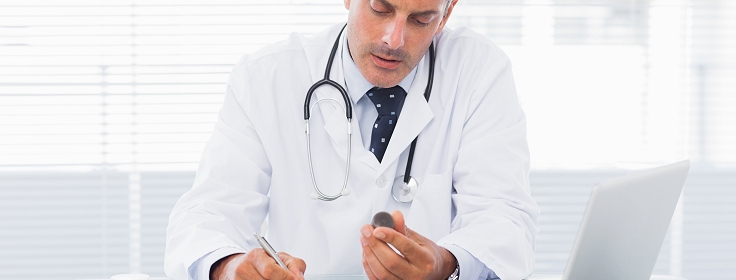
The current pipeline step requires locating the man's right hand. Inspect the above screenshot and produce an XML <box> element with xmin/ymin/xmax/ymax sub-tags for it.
<box><xmin>210</xmin><ymin>249</ymin><xmax>307</xmax><ymax>280</ymax></box>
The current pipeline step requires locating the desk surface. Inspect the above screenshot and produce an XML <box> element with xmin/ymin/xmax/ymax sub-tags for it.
<box><xmin>524</xmin><ymin>274</ymin><xmax>688</xmax><ymax>280</ymax></box>
<box><xmin>89</xmin><ymin>274</ymin><xmax>689</xmax><ymax>280</ymax></box>
<box><xmin>307</xmin><ymin>274</ymin><xmax>688</xmax><ymax>280</ymax></box>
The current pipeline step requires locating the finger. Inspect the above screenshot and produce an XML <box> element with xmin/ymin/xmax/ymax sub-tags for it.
<box><xmin>251</xmin><ymin>249</ymin><xmax>296</xmax><ymax>280</ymax></box>
<box><xmin>372</xmin><ymin>226</ymin><xmax>433</xmax><ymax>265</ymax></box>
<box><xmin>364</xmin><ymin>231</ymin><xmax>407</xmax><ymax>266</ymax></box>
<box><xmin>278</xmin><ymin>252</ymin><xmax>306</xmax><ymax>279</ymax></box>
<box><xmin>404</xmin><ymin>227</ymin><xmax>431</xmax><ymax>244</ymax></box>
<box><xmin>361</xmin><ymin>250</ymin><xmax>379</xmax><ymax>280</ymax></box>
<box><xmin>361</xmin><ymin>233</ymin><xmax>402</xmax><ymax>280</ymax></box>
<box><xmin>390</xmin><ymin>210</ymin><xmax>406</xmax><ymax>235</ymax></box>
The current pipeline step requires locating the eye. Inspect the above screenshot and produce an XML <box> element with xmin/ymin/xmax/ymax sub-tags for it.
<box><xmin>412</xmin><ymin>17</ymin><xmax>430</xmax><ymax>27</ymax></box>
<box><xmin>370</xmin><ymin>2</ymin><xmax>390</xmax><ymax>15</ymax></box>
<box><xmin>372</xmin><ymin>7</ymin><xmax>389</xmax><ymax>15</ymax></box>
<box><xmin>371</xmin><ymin>7</ymin><xmax>389</xmax><ymax>15</ymax></box>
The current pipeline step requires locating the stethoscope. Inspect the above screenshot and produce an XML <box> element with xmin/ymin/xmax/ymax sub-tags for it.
<box><xmin>304</xmin><ymin>25</ymin><xmax>436</xmax><ymax>203</ymax></box>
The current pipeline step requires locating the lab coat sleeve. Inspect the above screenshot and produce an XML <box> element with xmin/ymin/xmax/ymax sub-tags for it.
<box><xmin>437</xmin><ymin>41</ymin><xmax>539</xmax><ymax>280</ymax></box>
<box><xmin>164</xmin><ymin>57</ymin><xmax>272</xmax><ymax>280</ymax></box>
<box><xmin>444</xmin><ymin>244</ymin><xmax>500</xmax><ymax>280</ymax></box>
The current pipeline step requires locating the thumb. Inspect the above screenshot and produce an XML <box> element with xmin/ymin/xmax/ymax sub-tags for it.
<box><xmin>391</xmin><ymin>210</ymin><xmax>406</xmax><ymax>235</ymax></box>
<box><xmin>389</xmin><ymin>211</ymin><xmax>430</xmax><ymax>245</ymax></box>
<box><xmin>278</xmin><ymin>252</ymin><xmax>306</xmax><ymax>279</ymax></box>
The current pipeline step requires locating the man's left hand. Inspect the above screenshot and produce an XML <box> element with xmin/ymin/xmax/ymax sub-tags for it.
<box><xmin>360</xmin><ymin>211</ymin><xmax>457</xmax><ymax>280</ymax></box>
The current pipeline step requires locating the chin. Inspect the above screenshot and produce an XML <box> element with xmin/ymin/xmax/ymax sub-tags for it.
<box><xmin>366</xmin><ymin>70</ymin><xmax>405</xmax><ymax>89</ymax></box>
<box><xmin>370</xmin><ymin>80</ymin><xmax>399</xmax><ymax>88</ymax></box>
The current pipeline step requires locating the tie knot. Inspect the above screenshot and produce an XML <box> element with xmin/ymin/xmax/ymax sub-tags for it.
<box><xmin>367</xmin><ymin>86</ymin><xmax>407</xmax><ymax>116</ymax></box>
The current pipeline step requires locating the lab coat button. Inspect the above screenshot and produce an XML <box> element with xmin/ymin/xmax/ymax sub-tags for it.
<box><xmin>376</xmin><ymin>176</ymin><xmax>387</xmax><ymax>188</ymax></box>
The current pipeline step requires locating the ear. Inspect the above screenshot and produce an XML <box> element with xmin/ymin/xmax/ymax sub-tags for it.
<box><xmin>344</xmin><ymin>0</ymin><xmax>351</xmax><ymax>10</ymax></box>
<box><xmin>436</xmin><ymin>0</ymin><xmax>459</xmax><ymax>35</ymax></box>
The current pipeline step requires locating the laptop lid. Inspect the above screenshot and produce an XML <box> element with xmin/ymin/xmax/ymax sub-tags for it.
<box><xmin>562</xmin><ymin>160</ymin><xmax>690</xmax><ymax>280</ymax></box>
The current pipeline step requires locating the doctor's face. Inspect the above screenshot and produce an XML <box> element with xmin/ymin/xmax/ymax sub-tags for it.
<box><xmin>344</xmin><ymin>0</ymin><xmax>457</xmax><ymax>88</ymax></box>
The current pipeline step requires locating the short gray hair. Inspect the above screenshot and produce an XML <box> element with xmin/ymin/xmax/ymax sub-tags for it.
<box><xmin>442</xmin><ymin>0</ymin><xmax>453</xmax><ymax>17</ymax></box>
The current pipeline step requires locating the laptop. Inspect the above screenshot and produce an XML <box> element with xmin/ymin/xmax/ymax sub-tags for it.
<box><xmin>559</xmin><ymin>160</ymin><xmax>690</xmax><ymax>280</ymax></box>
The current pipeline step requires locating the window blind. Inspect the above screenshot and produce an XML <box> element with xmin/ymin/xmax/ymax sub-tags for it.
<box><xmin>1</xmin><ymin>1</ymin><xmax>734</xmax><ymax>279</ymax></box>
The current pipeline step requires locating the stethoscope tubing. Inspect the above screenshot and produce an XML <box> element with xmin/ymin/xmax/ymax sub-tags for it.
<box><xmin>404</xmin><ymin>37</ymin><xmax>436</xmax><ymax>185</ymax></box>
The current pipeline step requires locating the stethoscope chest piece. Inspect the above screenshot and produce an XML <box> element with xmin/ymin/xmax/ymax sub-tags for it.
<box><xmin>392</xmin><ymin>176</ymin><xmax>419</xmax><ymax>203</ymax></box>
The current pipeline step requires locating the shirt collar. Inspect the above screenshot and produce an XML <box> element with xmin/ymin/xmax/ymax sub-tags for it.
<box><xmin>340</xmin><ymin>33</ymin><xmax>417</xmax><ymax>103</ymax></box>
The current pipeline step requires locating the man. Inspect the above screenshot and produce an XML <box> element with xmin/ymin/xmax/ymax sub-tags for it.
<box><xmin>165</xmin><ymin>0</ymin><xmax>539</xmax><ymax>279</ymax></box>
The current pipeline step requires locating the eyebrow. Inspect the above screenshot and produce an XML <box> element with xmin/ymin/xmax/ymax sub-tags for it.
<box><xmin>374</xmin><ymin>0</ymin><xmax>440</xmax><ymax>17</ymax></box>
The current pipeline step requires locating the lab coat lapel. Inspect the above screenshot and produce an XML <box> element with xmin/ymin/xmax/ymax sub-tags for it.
<box><xmin>378</xmin><ymin>55</ymin><xmax>433</xmax><ymax>175</ymax></box>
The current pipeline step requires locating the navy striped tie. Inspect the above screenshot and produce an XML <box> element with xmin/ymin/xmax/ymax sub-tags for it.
<box><xmin>367</xmin><ymin>86</ymin><xmax>407</xmax><ymax>162</ymax></box>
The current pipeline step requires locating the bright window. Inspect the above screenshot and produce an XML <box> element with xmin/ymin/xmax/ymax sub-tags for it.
<box><xmin>1</xmin><ymin>1</ymin><xmax>734</xmax><ymax>279</ymax></box>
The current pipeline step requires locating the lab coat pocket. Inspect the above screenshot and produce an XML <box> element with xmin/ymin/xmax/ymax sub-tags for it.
<box><xmin>407</xmin><ymin>168</ymin><xmax>453</xmax><ymax>242</ymax></box>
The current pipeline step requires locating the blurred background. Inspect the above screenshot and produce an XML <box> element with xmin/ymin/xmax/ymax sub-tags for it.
<box><xmin>0</xmin><ymin>0</ymin><xmax>734</xmax><ymax>279</ymax></box>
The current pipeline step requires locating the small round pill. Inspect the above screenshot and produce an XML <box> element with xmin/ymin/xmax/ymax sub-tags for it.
<box><xmin>371</xmin><ymin>211</ymin><xmax>395</xmax><ymax>229</ymax></box>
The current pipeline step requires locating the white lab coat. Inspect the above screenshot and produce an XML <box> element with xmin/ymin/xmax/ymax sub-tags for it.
<box><xmin>165</xmin><ymin>23</ymin><xmax>539</xmax><ymax>280</ymax></box>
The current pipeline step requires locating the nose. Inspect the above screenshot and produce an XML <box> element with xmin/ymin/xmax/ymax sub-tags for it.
<box><xmin>382</xmin><ymin>18</ymin><xmax>405</xmax><ymax>50</ymax></box>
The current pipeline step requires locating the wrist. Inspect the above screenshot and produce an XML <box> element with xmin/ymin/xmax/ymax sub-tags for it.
<box><xmin>439</xmin><ymin>248</ymin><xmax>458</xmax><ymax>280</ymax></box>
<box><xmin>209</xmin><ymin>253</ymin><xmax>243</xmax><ymax>280</ymax></box>
<box><xmin>446</xmin><ymin>264</ymin><xmax>460</xmax><ymax>280</ymax></box>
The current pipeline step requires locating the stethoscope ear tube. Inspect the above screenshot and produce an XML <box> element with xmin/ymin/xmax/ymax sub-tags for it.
<box><xmin>304</xmin><ymin>25</ymin><xmax>352</xmax><ymax>201</ymax></box>
<box><xmin>306</xmin><ymin>118</ymin><xmax>352</xmax><ymax>201</ymax></box>
<box><xmin>305</xmin><ymin>97</ymin><xmax>353</xmax><ymax>201</ymax></box>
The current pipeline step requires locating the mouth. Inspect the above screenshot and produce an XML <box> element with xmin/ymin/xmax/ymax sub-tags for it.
<box><xmin>371</xmin><ymin>54</ymin><xmax>402</xmax><ymax>70</ymax></box>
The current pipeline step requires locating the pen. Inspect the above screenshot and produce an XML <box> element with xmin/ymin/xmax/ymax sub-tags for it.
<box><xmin>253</xmin><ymin>232</ymin><xmax>288</xmax><ymax>269</ymax></box>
